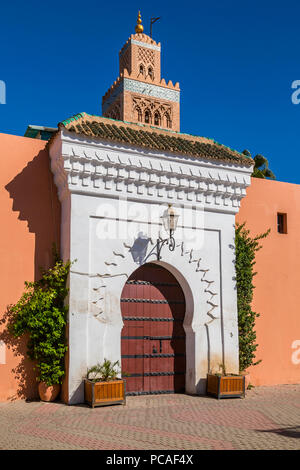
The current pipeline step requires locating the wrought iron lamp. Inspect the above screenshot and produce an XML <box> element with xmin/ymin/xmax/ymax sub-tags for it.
<box><xmin>157</xmin><ymin>205</ymin><xmax>179</xmax><ymax>260</ymax></box>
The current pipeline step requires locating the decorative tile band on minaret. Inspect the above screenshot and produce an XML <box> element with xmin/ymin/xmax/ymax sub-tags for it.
<box><xmin>102</xmin><ymin>11</ymin><xmax>180</xmax><ymax>132</ymax></box>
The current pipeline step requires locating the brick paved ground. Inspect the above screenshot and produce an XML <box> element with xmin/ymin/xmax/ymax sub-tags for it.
<box><xmin>0</xmin><ymin>384</ymin><xmax>299</xmax><ymax>450</ymax></box>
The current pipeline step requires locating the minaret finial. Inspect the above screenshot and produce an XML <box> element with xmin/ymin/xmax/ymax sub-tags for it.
<box><xmin>135</xmin><ymin>11</ymin><xmax>144</xmax><ymax>34</ymax></box>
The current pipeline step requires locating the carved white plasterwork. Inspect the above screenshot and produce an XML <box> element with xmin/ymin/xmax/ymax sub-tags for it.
<box><xmin>85</xmin><ymin>239</ymin><xmax>218</xmax><ymax>330</ymax></box>
<box><xmin>49</xmin><ymin>128</ymin><xmax>251</xmax><ymax>402</ymax></box>
<box><xmin>49</xmin><ymin>131</ymin><xmax>252</xmax><ymax>214</ymax></box>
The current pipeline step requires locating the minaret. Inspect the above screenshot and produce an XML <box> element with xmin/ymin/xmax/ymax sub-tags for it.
<box><xmin>102</xmin><ymin>12</ymin><xmax>180</xmax><ymax>132</ymax></box>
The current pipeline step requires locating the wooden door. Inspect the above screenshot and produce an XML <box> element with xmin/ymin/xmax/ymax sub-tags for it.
<box><xmin>121</xmin><ymin>263</ymin><xmax>186</xmax><ymax>395</ymax></box>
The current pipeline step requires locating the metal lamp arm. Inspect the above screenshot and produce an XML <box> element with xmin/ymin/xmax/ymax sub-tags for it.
<box><xmin>156</xmin><ymin>230</ymin><xmax>175</xmax><ymax>260</ymax></box>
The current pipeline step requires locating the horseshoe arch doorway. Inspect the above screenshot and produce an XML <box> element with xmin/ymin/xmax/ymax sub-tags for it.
<box><xmin>120</xmin><ymin>263</ymin><xmax>186</xmax><ymax>395</ymax></box>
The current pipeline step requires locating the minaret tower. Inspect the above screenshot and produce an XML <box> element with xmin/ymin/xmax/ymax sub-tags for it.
<box><xmin>102</xmin><ymin>12</ymin><xmax>180</xmax><ymax>132</ymax></box>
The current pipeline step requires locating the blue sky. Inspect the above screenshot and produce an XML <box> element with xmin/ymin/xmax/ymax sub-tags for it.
<box><xmin>1</xmin><ymin>0</ymin><xmax>300</xmax><ymax>183</ymax></box>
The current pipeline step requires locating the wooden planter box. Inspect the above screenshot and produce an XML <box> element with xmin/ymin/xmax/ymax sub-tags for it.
<box><xmin>84</xmin><ymin>379</ymin><xmax>126</xmax><ymax>408</ymax></box>
<box><xmin>207</xmin><ymin>373</ymin><xmax>245</xmax><ymax>399</ymax></box>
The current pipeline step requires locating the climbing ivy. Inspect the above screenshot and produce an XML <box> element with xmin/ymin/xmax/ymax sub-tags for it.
<box><xmin>235</xmin><ymin>223</ymin><xmax>270</xmax><ymax>372</ymax></box>
<box><xmin>8</xmin><ymin>249</ymin><xmax>72</xmax><ymax>386</ymax></box>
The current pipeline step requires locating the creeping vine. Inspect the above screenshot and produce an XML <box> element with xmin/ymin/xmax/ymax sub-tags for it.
<box><xmin>235</xmin><ymin>222</ymin><xmax>270</xmax><ymax>372</ymax></box>
<box><xmin>8</xmin><ymin>247</ymin><xmax>72</xmax><ymax>386</ymax></box>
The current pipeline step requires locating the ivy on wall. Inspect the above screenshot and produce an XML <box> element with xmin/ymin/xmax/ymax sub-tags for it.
<box><xmin>8</xmin><ymin>249</ymin><xmax>72</xmax><ymax>386</ymax></box>
<box><xmin>7</xmin><ymin>222</ymin><xmax>270</xmax><ymax>384</ymax></box>
<box><xmin>235</xmin><ymin>223</ymin><xmax>270</xmax><ymax>372</ymax></box>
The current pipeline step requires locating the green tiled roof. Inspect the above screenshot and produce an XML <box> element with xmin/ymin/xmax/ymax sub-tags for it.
<box><xmin>24</xmin><ymin>125</ymin><xmax>57</xmax><ymax>141</ymax></box>
<box><xmin>54</xmin><ymin>113</ymin><xmax>253</xmax><ymax>167</ymax></box>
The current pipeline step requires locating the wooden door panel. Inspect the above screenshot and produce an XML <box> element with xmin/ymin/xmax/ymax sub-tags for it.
<box><xmin>121</xmin><ymin>263</ymin><xmax>186</xmax><ymax>395</ymax></box>
<box><xmin>121</xmin><ymin>324</ymin><xmax>144</xmax><ymax>393</ymax></box>
<box><xmin>149</xmin><ymin>375</ymin><xmax>184</xmax><ymax>393</ymax></box>
<box><xmin>149</xmin><ymin>355</ymin><xmax>185</xmax><ymax>372</ymax></box>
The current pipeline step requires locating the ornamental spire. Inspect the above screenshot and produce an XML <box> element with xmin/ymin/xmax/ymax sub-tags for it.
<box><xmin>135</xmin><ymin>11</ymin><xmax>144</xmax><ymax>34</ymax></box>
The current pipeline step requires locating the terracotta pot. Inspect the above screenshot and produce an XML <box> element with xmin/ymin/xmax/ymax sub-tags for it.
<box><xmin>38</xmin><ymin>382</ymin><xmax>61</xmax><ymax>402</ymax></box>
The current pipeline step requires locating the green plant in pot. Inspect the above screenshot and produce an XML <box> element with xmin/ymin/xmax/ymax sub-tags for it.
<box><xmin>84</xmin><ymin>359</ymin><xmax>126</xmax><ymax>408</ymax></box>
<box><xmin>8</xmin><ymin>249</ymin><xmax>71</xmax><ymax>402</ymax></box>
<box><xmin>86</xmin><ymin>359</ymin><xmax>121</xmax><ymax>382</ymax></box>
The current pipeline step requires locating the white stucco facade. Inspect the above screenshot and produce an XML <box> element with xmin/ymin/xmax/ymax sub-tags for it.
<box><xmin>49</xmin><ymin>128</ymin><xmax>252</xmax><ymax>404</ymax></box>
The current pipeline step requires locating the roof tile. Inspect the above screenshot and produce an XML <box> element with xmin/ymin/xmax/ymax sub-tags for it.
<box><xmin>52</xmin><ymin>113</ymin><xmax>253</xmax><ymax>167</ymax></box>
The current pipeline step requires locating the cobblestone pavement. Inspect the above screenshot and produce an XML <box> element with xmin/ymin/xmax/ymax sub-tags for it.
<box><xmin>0</xmin><ymin>384</ymin><xmax>299</xmax><ymax>450</ymax></box>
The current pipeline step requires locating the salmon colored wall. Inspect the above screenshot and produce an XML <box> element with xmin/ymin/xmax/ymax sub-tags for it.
<box><xmin>1</xmin><ymin>133</ymin><xmax>299</xmax><ymax>399</ymax></box>
<box><xmin>0</xmin><ymin>133</ymin><xmax>61</xmax><ymax>401</ymax></box>
<box><xmin>236</xmin><ymin>178</ymin><xmax>300</xmax><ymax>386</ymax></box>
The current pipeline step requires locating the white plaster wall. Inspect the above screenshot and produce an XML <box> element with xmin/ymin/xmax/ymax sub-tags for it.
<box><xmin>49</xmin><ymin>131</ymin><xmax>252</xmax><ymax>404</ymax></box>
<box><xmin>66</xmin><ymin>195</ymin><xmax>239</xmax><ymax>401</ymax></box>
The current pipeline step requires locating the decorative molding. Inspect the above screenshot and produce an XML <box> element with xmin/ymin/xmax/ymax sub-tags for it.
<box><xmin>49</xmin><ymin>136</ymin><xmax>252</xmax><ymax>212</ymax></box>
<box><xmin>120</xmin><ymin>33</ymin><xmax>161</xmax><ymax>55</ymax></box>
<box><xmin>124</xmin><ymin>78</ymin><xmax>180</xmax><ymax>102</ymax></box>
<box><xmin>102</xmin><ymin>82</ymin><xmax>123</xmax><ymax>113</ymax></box>
<box><xmin>138</xmin><ymin>47</ymin><xmax>155</xmax><ymax>66</ymax></box>
<box><xmin>179</xmin><ymin>242</ymin><xmax>219</xmax><ymax>327</ymax></box>
<box><xmin>131</xmin><ymin>39</ymin><xmax>161</xmax><ymax>52</ymax></box>
<box><xmin>86</xmin><ymin>236</ymin><xmax>219</xmax><ymax>329</ymax></box>
<box><xmin>120</xmin><ymin>39</ymin><xmax>161</xmax><ymax>58</ymax></box>
<box><xmin>103</xmin><ymin>78</ymin><xmax>180</xmax><ymax>114</ymax></box>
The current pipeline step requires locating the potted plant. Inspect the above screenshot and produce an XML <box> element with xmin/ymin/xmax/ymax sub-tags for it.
<box><xmin>84</xmin><ymin>359</ymin><xmax>126</xmax><ymax>408</ymax></box>
<box><xmin>206</xmin><ymin>364</ymin><xmax>245</xmax><ymax>399</ymax></box>
<box><xmin>8</xmin><ymin>249</ymin><xmax>71</xmax><ymax>402</ymax></box>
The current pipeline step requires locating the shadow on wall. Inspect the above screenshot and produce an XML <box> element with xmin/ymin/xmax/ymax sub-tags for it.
<box><xmin>0</xmin><ymin>149</ymin><xmax>61</xmax><ymax>400</ymax></box>
<box><xmin>5</xmin><ymin>149</ymin><xmax>61</xmax><ymax>279</ymax></box>
<box><xmin>0</xmin><ymin>309</ymin><xmax>39</xmax><ymax>401</ymax></box>
<box><xmin>129</xmin><ymin>232</ymin><xmax>151</xmax><ymax>265</ymax></box>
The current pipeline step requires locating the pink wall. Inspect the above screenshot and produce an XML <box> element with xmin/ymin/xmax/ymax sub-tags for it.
<box><xmin>237</xmin><ymin>178</ymin><xmax>300</xmax><ymax>386</ymax></box>
<box><xmin>1</xmin><ymin>133</ymin><xmax>299</xmax><ymax>400</ymax></box>
<box><xmin>0</xmin><ymin>133</ymin><xmax>61</xmax><ymax>401</ymax></box>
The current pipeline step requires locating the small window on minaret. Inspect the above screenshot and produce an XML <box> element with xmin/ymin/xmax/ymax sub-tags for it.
<box><xmin>154</xmin><ymin>112</ymin><xmax>161</xmax><ymax>126</ymax></box>
<box><xmin>139</xmin><ymin>64</ymin><xmax>145</xmax><ymax>76</ymax></box>
<box><xmin>135</xmin><ymin>107</ymin><xmax>142</xmax><ymax>122</ymax></box>
<box><xmin>165</xmin><ymin>113</ymin><xmax>172</xmax><ymax>128</ymax></box>
<box><xmin>148</xmin><ymin>67</ymin><xmax>154</xmax><ymax>80</ymax></box>
<box><xmin>145</xmin><ymin>110</ymin><xmax>151</xmax><ymax>124</ymax></box>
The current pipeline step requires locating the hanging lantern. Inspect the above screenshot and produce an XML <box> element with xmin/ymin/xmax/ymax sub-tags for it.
<box><xmin>161</xmin><ymin>204</ymin><xmax>179</xmax><ymax>235</ymax></box>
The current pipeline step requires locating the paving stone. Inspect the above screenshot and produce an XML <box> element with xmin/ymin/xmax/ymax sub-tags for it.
<box><xmin>0</xmin><ymin>384</ymin><xmax>299</xmax><ymax>450</ymax></box>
